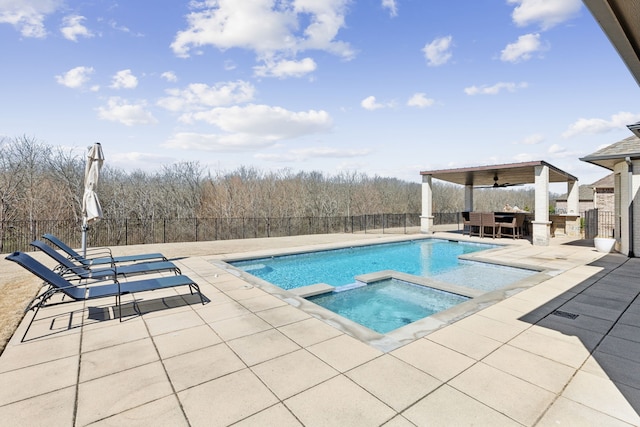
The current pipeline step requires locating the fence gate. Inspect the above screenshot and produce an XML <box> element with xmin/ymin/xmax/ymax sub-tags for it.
<box><xmin>584</xmin><ymin>209</ymin><xmax>598</xmax><ymax>239</ymax></box>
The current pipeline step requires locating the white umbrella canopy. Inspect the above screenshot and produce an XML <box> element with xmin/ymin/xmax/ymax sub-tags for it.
<box><xmin>81</xmin><ymin>143</ymin><xmax>105</xmax><ymax>256</ymax></box>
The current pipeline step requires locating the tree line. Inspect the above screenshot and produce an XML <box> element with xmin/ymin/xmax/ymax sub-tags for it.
<box><xmin>1</xmin><ymin>135</ymin><xmax>541</xmax><ymax>226</ymax></box>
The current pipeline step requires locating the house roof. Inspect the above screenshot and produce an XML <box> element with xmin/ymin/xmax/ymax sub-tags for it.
<box><xmin>556</xmin><ymin>185</ymin><xmax>594</xmax><ymax>202</ymax></box>
<box><xmin>583</xmin><ymin>0</ymin><xmax>640</xmax><ymax>86</ymax></box>
<box><xmin>590</xmin><ymin>173</ymin><xmax>614</xmax><ymax>188</ymax></box>
<box><xmin>419</xmin><ymin>160</ymin><xmax>578</xmax><ymax>187</ymax></box>
<box><xmin>580</xmin><ymin>135</ymin><xmax>640</xmax><ymax>170</ymax></box>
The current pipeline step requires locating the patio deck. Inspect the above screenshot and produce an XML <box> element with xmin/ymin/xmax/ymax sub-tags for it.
<box><xmin>0</xmin><ymin>231</ymin><xmax>639</xmax><ymax>426</ymax></box>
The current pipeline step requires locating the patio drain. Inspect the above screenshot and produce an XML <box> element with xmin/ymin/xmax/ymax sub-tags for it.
<box><xmin>551</xmin><ymin>310</ymin><xmax>579</xmax><ymax>320</ymax></box>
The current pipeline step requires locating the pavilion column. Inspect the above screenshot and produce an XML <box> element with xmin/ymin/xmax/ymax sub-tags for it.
<box><xmin>531</xmin><ymin>164</ymin><xmax>550</xmax><ymax>246</ymax></box>
<box><xmin>566</xmin><ymin>180</ymin><xmax>579</xmax><ymax>215</ymax></box>
<box><xmin>420</xmin><ymin>174</ymin><xmax>434</xmax><ymax>233</ymax></box>
<box><xmin>464</xmin><ymin>185</ymin><xmax>473</xmax><ymax>211</ymax></box>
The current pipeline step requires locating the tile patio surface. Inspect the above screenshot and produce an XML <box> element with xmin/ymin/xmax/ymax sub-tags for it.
<box><xmin>1</xmin><ymin>231</ymin><xmax>640</xmax><ymax>426</ymax></box>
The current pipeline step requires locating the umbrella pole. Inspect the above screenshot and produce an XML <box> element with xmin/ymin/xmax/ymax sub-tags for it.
<box><xmin>81</xmin><ymin>217</ymin><xmax>88</xmax><ymax>258</ymax></box>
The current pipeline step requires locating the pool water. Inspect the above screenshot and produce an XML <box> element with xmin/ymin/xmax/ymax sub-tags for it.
<box><xmin>308</xmin><ymin>279</ymin><xmax>469</xmax><ymax>334</ymax></box>
<box><xmin>232</xmin><ymin>239</ymin><xmax>534</xmax><ymax>292</ymax></box>
<box><xmin>230</xmin><ymin>238</ymin><xmax>538</xmax><ymax>334</ymax></box>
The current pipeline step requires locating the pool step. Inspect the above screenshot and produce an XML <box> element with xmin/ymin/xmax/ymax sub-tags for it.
<box><xmin>289</xmin><ymin>283</ymin><xmax>335</xmax><ymax>298</ymax></box>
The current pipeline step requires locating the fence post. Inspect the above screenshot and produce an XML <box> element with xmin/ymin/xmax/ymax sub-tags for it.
<box><xmin>125</xmin><ymin>219</ymin><xmax>128</xmax><ymax>246</ymax></box>
<box><xmin>195</xmin><ymin>218</ymin><xmax>198</xmax><ymax>241</ymax></box>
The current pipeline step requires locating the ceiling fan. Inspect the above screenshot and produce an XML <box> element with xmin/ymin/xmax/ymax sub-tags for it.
<box><xmin>477</xmin><ymin>174</ymin><xmax>523</xmax><ymax>188</ymax></box>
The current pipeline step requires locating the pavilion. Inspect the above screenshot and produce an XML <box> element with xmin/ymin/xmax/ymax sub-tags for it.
<box><xmin>419</xmin><ymin>161</ymin><xmax>579</xmax><ymax>246</ymax></box>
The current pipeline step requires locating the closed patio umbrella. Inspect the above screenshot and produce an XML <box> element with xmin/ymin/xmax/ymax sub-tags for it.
<box><xmin>81</xmin><ymin>142</ymin><xmax>105</xmax><ymax>257</ymax></box>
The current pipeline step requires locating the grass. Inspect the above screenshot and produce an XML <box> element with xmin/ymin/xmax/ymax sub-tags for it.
<box><xmin>0</xmin><ymin>273</ymin><xmax>39</xmax><ymax>354</ymax></box>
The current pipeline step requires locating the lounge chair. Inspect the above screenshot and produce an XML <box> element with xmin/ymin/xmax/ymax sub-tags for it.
<box><xmin>30</xmin><ymin>240</ymin><xmax>181</xmax><ymax>281</ymax></box>
<box><xmin>6</xmin><ymin>251</ymin><xmax>205</xmax><ymax>321</ymax></box>
<box><xmin>42</xmin><ymin>233</ymin><xmax>166</xmax><ymax>266</ymax></box>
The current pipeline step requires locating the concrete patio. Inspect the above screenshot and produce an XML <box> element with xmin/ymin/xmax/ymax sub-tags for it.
<box><xmin>0</xmin><ymin>231</ymin><xmax>639</xmax><ymax>426</ymax></box>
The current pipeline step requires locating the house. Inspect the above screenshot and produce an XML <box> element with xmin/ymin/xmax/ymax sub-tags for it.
<box><xmin>581</xmin><ymin>1</ymin><xmax>639</xmax><ymax>256</ymax></box>
<box><xmin>590</xmin><ymin>173</ymin><xmax>615</xmax><ymax>212</ymax></box>
<box><xmin>554</xmin><ymin>185</ymin><xmax>597</xmax><ymax>214</ymax></box>
<box><xmin>580</xmin><ymin>134</ymin><xmax>640</xmax><ymax>256</ymax></box>
<box><xmin>554</xmin><ymin>174</ymin><xmax>614</xmax><ymax>214</ymax></box>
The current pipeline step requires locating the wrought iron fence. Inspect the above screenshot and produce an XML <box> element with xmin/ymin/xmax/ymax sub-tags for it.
<box><xmin>0</xmin><ymin>213</ymin><xmax>422</xmax><ymax>254</ymax></box>
<box><xmin>583</xmin><ymin>209</ymin><xmax>616</xmax><ymax>240</ymax></box>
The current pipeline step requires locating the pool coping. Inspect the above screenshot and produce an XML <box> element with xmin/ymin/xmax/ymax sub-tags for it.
<box><xmin>212</xmin><ymin>236</ymin><xmax>556</xmax><ymax>352</ymax></box>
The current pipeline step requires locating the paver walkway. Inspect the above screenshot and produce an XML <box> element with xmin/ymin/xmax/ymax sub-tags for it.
<box><xmin>0</xmin><ymin>232</ymin><xmax>639</xmax><ymax>426</ymax></box>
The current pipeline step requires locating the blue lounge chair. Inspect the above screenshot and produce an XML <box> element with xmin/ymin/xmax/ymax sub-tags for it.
<box><xmin>6</xmin><ymin>251</ymin><xmax>205</xmax><ymax>321</ymax></box>
<box><xmin>42</xmin><ymin>233</ymin><xmax>166</xmax><ymax>266</ymax></box>
<box><xmin>30</xmin><ymin>240</ymin><xmax>181</xmax><ymax>281</ymax></box>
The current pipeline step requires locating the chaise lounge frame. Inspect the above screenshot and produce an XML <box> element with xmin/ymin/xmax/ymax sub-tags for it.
<box><xmin>42</xmin><ymin>233</ymin><xmax>167</xmax><ymax>267</ymax></box>
<box><xmin>30</xmin><ymin>240</ymin><xmax>181</xmax><ymax>282</ymax></box>
<box><xmin>6</xmin><ymin>252</ymin><xmax>206</xmax><ymax>337</ymax></box>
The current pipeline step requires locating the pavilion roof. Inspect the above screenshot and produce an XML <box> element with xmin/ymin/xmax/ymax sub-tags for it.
<box><xmin>420</xmin><ymin>160</ymin><xmax>578</xmax><ymax>187</ymax></box>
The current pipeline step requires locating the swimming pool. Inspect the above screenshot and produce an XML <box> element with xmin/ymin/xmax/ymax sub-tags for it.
<box><xmin>228</xmin><ymin>238</ymin><xmax>540</xmax><ymax>337</ymax></box>
<box><xmin>231</xmin><ymin>239</ymin><xmax>535</xmax><ymax>292</ymax></box>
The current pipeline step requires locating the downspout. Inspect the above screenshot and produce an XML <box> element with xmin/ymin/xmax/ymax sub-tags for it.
<box><xmin>625</xmin><ymin>157</ymin><xmax>634</xmax><ymax>257</ymax></box>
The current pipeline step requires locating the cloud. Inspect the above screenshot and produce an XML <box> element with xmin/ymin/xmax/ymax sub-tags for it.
<box><xmin>164</xmin><ymin>132</ymin><xmax>279</xmax><ymax>152</ymax></box>
<box><xmin>55</xmin><ymin>66</ymin><xmax>95</xmax><ymax>88</ymax></box>
<box><xmin>109</xmin><ymin>151</ymin><xmax>176</xmax><ymax>169</ymax></box>
<box><xmin>158</xmin><ymin>81</ymin><xmax>255</xmax><ymax>112</ymax></box>
<box><xmin>407</xmin><ymin>93</ymin><xmax>435</xmax><ymax>108</ymax></box>
<box><xmin>97</xmin><ymin>97</ymin><xmax>158</xmax><ymax>126</ymax></box>
<box><xmin>180</xmin><ymin>104</ymin><xmax>333</xmax><ymax>141</ymax></box>
<box><xmin>109</xmin><ymin>20</ymin><xmax>144</xmax><ymax>37</ymax></box>
<box><xmin>501</xmin><ymin>33</ymin><xmax>543</xmax><ymax>63</ymax></box>
<box><xmin>514</xmin><ymin>134</ymin><xmax>545</xmax><ymax>145</ymax></box>
<box><xmin>361</xmin><ymin>96</ymin><xmax>385</xmax><ymax>110</ymax></box>
<box><xmin>171</xmin><ymin>0</ymin><xmax>354</xmax><ymax>61</ymax></box>
<box><xmin>382</xmin><ymin>0</ymin><xmax>398</xmax><ymax>17</ymax></box>
<box><xmin>464</xmin><ymin>81</ymin><xmax>528</xmax><ymax>95</ymax></box>
<box><xmin>256</xmin><ymin>146</ymin><xmax>372</xmax><ymax>162</ymax></box>
<box><xmin>514</xmin><ymin>152</ymin><xmax>534</xmax><ymax>163</ymax></box>
<box><xmin>161</xmin><ymin>71</ymin><xmax>177</xmax><ymax>82</ymax></box>
<box><xmin>110</xmin><ymin>69</ymin><xmax>138</xmax><ymax>89</ymax></box>
<box><xmin>60</xmin><ymin>14</ymin><xmax>93</xmax><ymax>41</ymax></box>
<box><xmin>548</xmin><ymin>143</ymin><xmax>580</xmax><ymax>159</ymax></box>
<box><xmin>508</xmin><ymin>0</ymin><xmax>582</xmax><ymax>30</ymax></box>
<box><xmin>562</xmin><ymin>111</ymin><xmax>640</xmax><ymax>138</ymax></box>
<box><xmin>254</xmin><ymin>57</ymin><xmax>317</xmax><ymax>78</ymax></box>
<box><xmin>422</xmin><ymin>36</ymin><xmax>453</xmax><ymax>67</ymax></box>
<box><xmin>0</xmin><ymin>0</ymin><xmax>62</xmax><ymax>38</ymax></box>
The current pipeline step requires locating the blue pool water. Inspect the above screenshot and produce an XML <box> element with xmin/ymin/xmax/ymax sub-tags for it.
<box><xmin>308</xmin><ymin>279</ymin><xmax>469</xmax><ymax>334</ymax></box>
<box><xmin>231</xmin><ymin>239</ymin><xmax>538</xmax><ymax>334</ymax></box>
<box><xmin>231</xmin><ymin>239</ymin><xmax>534</xmax><ymax>292</ymax></box>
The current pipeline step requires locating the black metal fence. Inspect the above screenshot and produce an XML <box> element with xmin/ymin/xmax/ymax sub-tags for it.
<box><xmin>3</xmin><ymin>210</ymin><xmax>616</xmax><ymax>254</ymax></box>
<box><xmin>0</xmin><ymin>213</ymin><xmax>422</xmax><ymax>254</ymax></box>
<box><xmin>583</xmin><ymin>209</ymin><xmax>616</xmax><ymax>240</ymax></box>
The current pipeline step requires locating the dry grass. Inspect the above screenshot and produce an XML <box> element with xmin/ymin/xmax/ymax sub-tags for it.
<box><xmin>0</xmin><ymin>268</ymin><xmax>40</xmax><ymax>354</ymax></box>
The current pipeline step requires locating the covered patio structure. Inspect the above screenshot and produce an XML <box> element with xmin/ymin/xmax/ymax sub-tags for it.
<box><xmin>420</xmin><ymin>161</ymin><xmax>580</xmax><ymax>246</ymax></box>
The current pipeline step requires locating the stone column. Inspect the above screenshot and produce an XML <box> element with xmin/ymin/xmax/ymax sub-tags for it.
<box><xmin>531</xmin><ymin>164</ymin><xmax>550</xmax><ymax>246</ymax></box>
<box><xmin>420</xmin><ymin>174</ymin><xmax>434</xmax><ymax>233</ymax></box>
<box><xmin>464</xmin><ymin>185</ymin><xmax>473</xmax><ymax>211</ymax></box>
<box><xmin>566</xmin><ymin>179</ymin><xmax>579</xmax><ymax>215</ymax></box>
